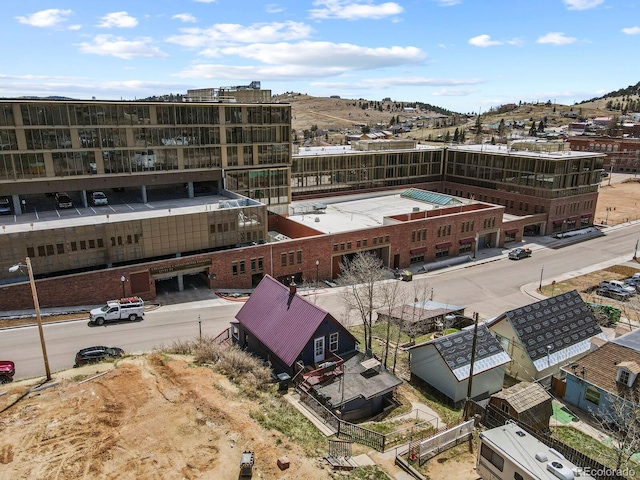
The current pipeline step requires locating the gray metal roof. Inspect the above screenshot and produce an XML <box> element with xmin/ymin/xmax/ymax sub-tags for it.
<box><xmin>612</xmin><ymin>327</ymin><xmax>640</xmax><ymax>352</ymax></box>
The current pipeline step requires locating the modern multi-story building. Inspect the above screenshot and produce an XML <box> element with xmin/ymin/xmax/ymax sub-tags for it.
<box><xmin>0</xmin><ymin>93</ymin><xmax>605</xmax><ymax>310</ymax></box>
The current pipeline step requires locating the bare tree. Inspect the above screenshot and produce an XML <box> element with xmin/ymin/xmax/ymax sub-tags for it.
<box><xmin>391</xmin><ymin>281</ymin><xmax>433</xmax><ymax>374</ymax></box>
<box><xmin>591</xmin><ymin>391</ymin><xmax>640</xmax><ymax>471</ymax></box>
<box><xmin>378</xmin><ymin>278</ymin><xmax>406</xmax><ymax>368</ymax></box>
<box><xmin>339</xmin><ymin>253</ymin><xmax>386</xmax><ymax>354</ymax></box>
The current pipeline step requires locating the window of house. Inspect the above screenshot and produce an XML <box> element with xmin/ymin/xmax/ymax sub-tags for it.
<box><xmin>619</xmin><ymin>370</ymin><xmax>630</xmax><ymax>385</ymax></box>
<box><xmin>480</xmin><ymin>444</ymin><xmax>504</xmax><ymax>472</ymax></box>
<box><xmin>232</xmin><ymin>325</ymin><xmax>239</xmax><ymax>339</ymax></box>
<box><xmin>297</xmin><ymin>250</ymin><xmax>302</xmax><ymax>264</ymax></box>
<box><xmin>88</xmin><ymin>239</ymin><xmax>95</xmax><ymax>249</ymax></box>
<box><xmin>46</xmin><ymin>244</ymin><xmax>54</xmax><ymax>256</ymax></box>
<box><xmin>412</xmin><ymin>230</ymin><xmax>416</xmax><ymax>242</ymax></box>
<box><xmin>97</xmin><ymin>238</ymin><xmax>104</xmax><ymax>248</ymax></box>
<box><xmin>500</xmin><ymin>401</ymin><xmax>509</xmax><ymax>413</ymax></box>
<box><xmin>329</xmin><ymin>332</ymin><xmax>339</xmax><ymax>352</ymax></box>
<box><xmin>258</xmin><ymin>257</ymin><xmax>263</xmax><ymax>270</ymax></box>
<box><xmin>281</xmin><ymin>253</ymin><xmax>286</xmax><ymax>267</ymax></box>
<box><xmin>56</xmin><ymin>243</ymin><xmax>64</xmax><ymax>254</ymax></box>
<box><xmin>232</xmin><ymin>262</ymin><xmax>238</xmax><ymax>276</ymax></box>
<box><xmin>27</xmin><ymin>247</ymin><xmax>35</xmax><ymax>257</ymax></box>
<box><xmin>251</xmin><ymin>258</ymin><xmax>256</xmax><ymax>272</ymax></box>
<box><xmin>38</xmin><ymin>245</ymin><xmax>45</xmax><ymax>257</ymax></box>
<box><xmin>289</xmin><ymin>251</ymin><xmax>294</xmax><ymax>265</ymax></box>
<box><xmin>80</xmin><ymin>240</ymin><xmax>87</xmax><ymax>250</ymax></box>
<box><xmin>585</xmin><ymin>386</ymin><xmax>601</xmax><ymax>405</ymax></box>
<box><xmin>71</xmin><ymin>241</ymin><xmax>78</xmax><ymax>251</ymax></box>
<box><xmin>333</xmin><ymin>244</ymin><xmax>338</xmax><ymax>252</ymax></box>
<box><xmin>357</xmin><ymin>240</ymin><xmax>361</xmax><ymax>248</ymax></box>
<box><xmin>240</xmin><ymin>260</ymin><xmax>245</xmax><ymax>275</ymax></box>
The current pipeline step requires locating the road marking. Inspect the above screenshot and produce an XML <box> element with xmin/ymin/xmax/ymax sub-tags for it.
<box><xmin>145</xmin><ymin>204</ymin><xmax>155</xmax><ymax>209</ymax></box>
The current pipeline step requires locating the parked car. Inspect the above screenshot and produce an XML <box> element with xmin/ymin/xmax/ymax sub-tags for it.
<box><xmin>624</xmin><ymin>278</ymin><xmax>640</xmax><ymax>291</ymax></box>
<box><xmin>0</xmin><ymin>360</ymin><xmax>15</xmax><ymax>383</ymax></box>
<box><xmin>55</xmin><ymin>192</ymin><xmax>73</xmax><ymax>209</ymax></box>
<box><xmin>599</xmin><ymin>280</ymin><xmax>636</xmax><ymax>295</ymax></box>
<box><xmin>0</xmin><ymin>197</ymin><xmax>11</xmax><ymax>215</ymax></box>
<box><xmin>596</xmin><ymin>285</ymin><xmax>631</xmax><ymax>301</ymax></box>
<box><xmin>74</xmin><ymin>346</ymin><xmax>124</xmax><ymax>367</ymax></box>
<box><xmin>508</xmin><ymin>247</ymin><xmax>532</xmax><ymax>260</ymax></box>
<box><xmin>90</xmin><ymin>191</ymin><xmax>108</xmax><ymax>206</ymax></box>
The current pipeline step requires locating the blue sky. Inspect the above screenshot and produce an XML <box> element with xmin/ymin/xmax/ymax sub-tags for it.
<box><xmin>1</xmin><ymin>0</ymin><xmax>639</xmax><ymax>113</ymax></box>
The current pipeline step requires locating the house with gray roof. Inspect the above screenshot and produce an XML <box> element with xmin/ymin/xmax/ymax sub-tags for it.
<box><xmin>233</xmin><ymin>274</ymin><xmax>358</xmax><ymax>376</ymax></box>
<box><xmin>487</xmin><ymin>290</ymin><xmax>606</xmax><ymax>382</ymax></box>
<box><xmin>407</xmin><ymin>323</ymin><xmax>510</xmax><ymax>407</ymax></box>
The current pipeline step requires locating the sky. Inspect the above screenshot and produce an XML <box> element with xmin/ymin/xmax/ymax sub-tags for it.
<box><xmin>1</xmin><ymin>0</ymin><xmax>639</xmax><ymax>113</ymax></box>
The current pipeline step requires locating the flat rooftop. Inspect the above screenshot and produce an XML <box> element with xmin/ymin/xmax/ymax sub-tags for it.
<box><xmin>293</xmin><ymin>144</ymin><xmax>441</xmax><ymax>157</ymax></box>
<box><xmin>0</xmin><ymin>193</ymin><xmax>259</xmax><ymax>235</ymax></box>
<box><xmin>448</xmin><ymin>143</ymin><xmax>603</xmax><ymax>159</ymax></box>
<box><xmin>289</xmin><ymin>189</ymin><xmax>480</xmax><ymax>234</ymax></box>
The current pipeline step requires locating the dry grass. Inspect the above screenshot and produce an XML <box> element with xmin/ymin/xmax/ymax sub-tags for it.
<box><xmin>161</xmin><ymin>337</ymin><xmax>273</xmax><ymax>391</ymax></box>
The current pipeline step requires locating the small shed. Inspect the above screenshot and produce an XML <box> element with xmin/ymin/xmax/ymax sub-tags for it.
<box><xmin>376</xmin><ymin>300</ymin><xmax>465</xmax><ymax>337</ymax></box>
<box><xmin>489</xmin><ymin>382</ymin><xmax>553</xmax><ymax>432</ymax></box>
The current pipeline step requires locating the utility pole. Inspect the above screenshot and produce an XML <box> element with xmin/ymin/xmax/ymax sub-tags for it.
<box><xmin>464</xmin><ymin>312</ymin><xmax>479</xmax><ymax>421</ymax></box>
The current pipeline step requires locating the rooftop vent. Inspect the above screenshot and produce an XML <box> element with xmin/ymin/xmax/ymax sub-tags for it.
<box><xmin>547</xmin><ymin>461</ymin><xmax>574</xmax><ymax>480</ymax></box>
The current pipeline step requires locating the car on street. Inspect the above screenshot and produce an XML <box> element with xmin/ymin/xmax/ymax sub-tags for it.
<box><xmin>74</xmin><ymin>346</ymin><xmax>124</xmax><ymax>367</ymax></box>
<box><xmin>55</xmin><ymin>192</ymin><xmax>73</xmax><ymax>209</ymax></box>
<box><xmin>508</xmin><ymin>247</ymin><xmax>532</xmax><ymax>260</ymax></box>
<box><xmin>90</xmin><ymin>191</ymin><xmax>108</xmax><ymax>206</ymax></box>
<box><xmin>0</xmin><ymin>360</ymin><xmax>15</xmax><ymax>383</ymax></box>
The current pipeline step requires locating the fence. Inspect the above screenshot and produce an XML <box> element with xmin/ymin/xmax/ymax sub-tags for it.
<box><xmin>297</xmin><ymin>386</ymin><xmax>465</xmax><ymax>453</ymax></box>
<box><xmin>407</xmin><ymin>418</ymin><xmax>474</xmax><ymax>466</ymax></box>
<box><xmin>483</xmin><ymin>403</ymin><xmax>628</xmax><ymax>480</ymax></box>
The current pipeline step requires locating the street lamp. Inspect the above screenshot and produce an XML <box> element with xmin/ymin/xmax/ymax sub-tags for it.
<box><xmin>539</xmin><ymin>265</ymin><xmax>544</xmax><ymax>292</ymax></box>
<box><xmin>8</xmin><ymin>257</ymin><xmax>51</xmax><ymax>381</ymax></box>
<box><xmin>315</xmin><ymin>259</ymin><xmax>319</xmax><ymax>291</ymax></box>
<box><xmin>198</xmin><ymin>314</ymin><xmax>202</xmax><ymax>341</ymax></box>
<box><xmin>445</xmin><ymin>311</ymin><xmax>479</xmax><ymax>420</ymax></box>
<box><xmin>120</xmin><ymin>275</ymin><xmax>126</xmax><ymax>298</ymax></box>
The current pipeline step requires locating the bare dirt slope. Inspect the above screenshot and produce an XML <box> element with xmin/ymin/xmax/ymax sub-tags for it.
<box><xmin>0</xmin><ymin>355</ymin><xmax>330</xmax><ymax>480</ymax></box>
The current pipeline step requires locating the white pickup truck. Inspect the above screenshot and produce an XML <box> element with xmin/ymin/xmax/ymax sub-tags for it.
<box><xmin>89</xmin><ymin>297</ymin><xmax>145</xmax><ymax>325</ymax></box>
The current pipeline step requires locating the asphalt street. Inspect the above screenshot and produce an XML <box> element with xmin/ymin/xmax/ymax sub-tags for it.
<box><xmin>2</xmin><ymin>221</ymin><xmax>640</xmax><ymax>382</ymax></box>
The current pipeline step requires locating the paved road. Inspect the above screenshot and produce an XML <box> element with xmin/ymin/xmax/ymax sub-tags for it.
<box><xmin>3</xmin><ymin>222</ymin><xmax>640</xmax><ymax>382</ymax></box>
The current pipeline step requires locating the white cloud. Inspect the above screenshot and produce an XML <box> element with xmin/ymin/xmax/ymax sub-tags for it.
<box><xmin>309</xmin><ymin>1</ymin><xmax>403</xmax><ymax>20</ymax></box>
<box><xmin>97</xmin><ymin>12</ymin><xmax>138</xmax><ymax>29</ymax></box>
<box><xmin>622</xmin><ymin>26</ymin><xmax>640</xmax><ymax>35</ymax></box>
<box><xmin>173</xmin><ymin>13</ymin><xmax>197</xmax><ymax>23</ymax></box>
<box><xmin>468</xmin><ymin>35</ymin><xmax>502</xmax><ymax>47</ymax></box>
<box><xmin>537</xmin><ymin>32</ymin><xmax>577</xmax><ymax>45</ymax></box>
<box><xmin>218</xmin><ymin>42</ymin><xmax>425</xmax><ymax>69</ymax></box>
<box><xmin>431</xmin><ymin>0</ymin><xmax>462</xmax><ymax>5</ymax></box>
<box><xmin>16</xmin><ymin>9</ymin><xmax>72</xmax><ymax>27</ymax></box>
<box><xmin>68</xmin><ymin>25</ymin><xmax>82</xmax><ymax>31</ymax></box>
<box><xmin>167</xmin><ymin>21</ymin><xmax>312</xmax><ymax>48</ymax></box>
<box><xmin>76</xmin><ymin>35</ymin><xmax>169</xmax><ymax>59</ymax></box>
<box><xmin>564</xmin><ymin>0</ymin><xmax>603</xmax><ymax>10</ymax></box>
<box><xmin>266</xmin><ymin>4</ymin><xmax>284</xmax><ymax>13</ymax></box>
<box><xmin>177</xmin><ymin>42</ymin><xmax>425</xmax><ymax>80</ymax></box>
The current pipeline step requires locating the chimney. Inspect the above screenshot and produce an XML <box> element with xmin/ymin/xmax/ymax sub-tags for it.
<box><xmin>289</xmin><ymin>276</ymin><xmax>297</xmax><ymax>296</ymax></box>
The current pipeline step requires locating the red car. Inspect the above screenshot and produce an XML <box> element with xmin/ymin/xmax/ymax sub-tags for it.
<box><xmin>0</xmin><ymin>360</ymin><xmax>15</xmax><ymax>383</ymax></box>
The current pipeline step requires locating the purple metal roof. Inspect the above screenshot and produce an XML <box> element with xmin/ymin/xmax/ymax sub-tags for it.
<box><xmin>235</xmin><ymin>275</ymin><xmax>334</xmax><ymax>367</ymax></box>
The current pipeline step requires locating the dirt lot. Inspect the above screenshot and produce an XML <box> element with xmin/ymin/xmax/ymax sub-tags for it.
<box><xmin>0</xmin><ymin>355</ymin><xmax>339</xmax><ymax>480</ymax></box>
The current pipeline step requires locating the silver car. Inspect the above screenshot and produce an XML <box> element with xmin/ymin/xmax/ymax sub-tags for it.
<box><xmin>91</xmin><ymin>191</ymin><xmax>108</xmax><ymax>206</ymax></box>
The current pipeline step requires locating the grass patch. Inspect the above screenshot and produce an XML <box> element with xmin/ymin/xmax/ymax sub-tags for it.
<box><xmin>160</xmin><ymin>337</ymin><xmax>273</xmax><ymax>392</ymax></box>
<box><xmin>551</xmin><ymin>426</ymin><xmax>639</xmax><ymax>479</ymax></box>
<box><xmin>250</xmin><ymin>396</ymin><xmax>326</xmax><ymax>456</ymax></box>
